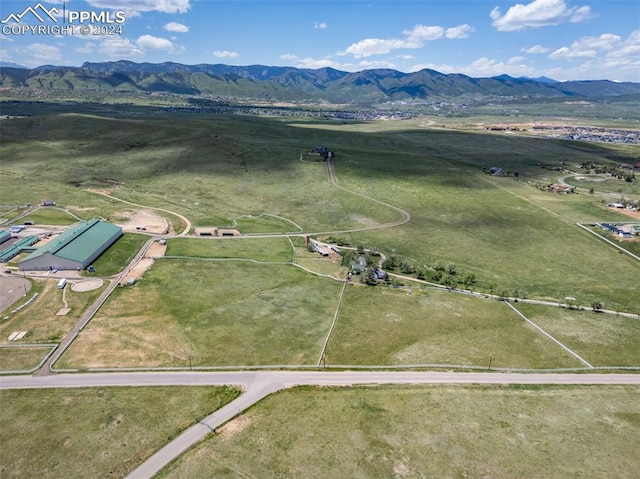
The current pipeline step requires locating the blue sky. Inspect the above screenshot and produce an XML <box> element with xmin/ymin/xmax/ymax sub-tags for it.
<box><xmin>1</xmin><ymin>0</ymin><xmax>638</xmax><ymax>81</ymax></box>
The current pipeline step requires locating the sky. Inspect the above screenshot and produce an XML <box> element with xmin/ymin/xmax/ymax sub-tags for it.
<box><xmin>0</xmin><ymin>0</ymin><xmax>638</xmax><ymax>82</ymax></box>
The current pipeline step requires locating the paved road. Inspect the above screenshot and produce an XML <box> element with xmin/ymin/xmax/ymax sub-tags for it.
<box><xmin>0</xmin><ymin>275</ymin><xmax>31</xmax><ymax>315</ymax></box>
<box><xmin>35</xmin><ymin>238</ymin><xmax>156</xmax><ymax>375</ymax></box>
<box><xmin>2</xmin><ymin>370</ymin><xmax>638</xmax><ymax>478</ymax></box>
<box><xmin>3</xmin><ymin>371</ymin><xmax>639</xmax><ymax>390</ymax></box>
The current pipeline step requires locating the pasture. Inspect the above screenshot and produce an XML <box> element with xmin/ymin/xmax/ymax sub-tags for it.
<box><xmin>326</xmin><ymin>286</ymin><xmax>584</xmax><ymax>369</ymax></box>
<box><xmin>0</xmin><ymin>345</ymin><xmax>54</xmax><ymax>372</ymax></box>
<box><xmin>0</xmin><ymin>102</ymin><xmax>638</xmax><ymax>479</ymax></box>
<box><xmin>159</xmin><ymin>384</ymin><xmax>640</xmax><ymax>479</ymax></box>
<box><xmin>0</xmin><ymin>386</ymin><xmax>240</xmax><ymax>479</ymax></box>
<box><xmin>514</xmin><ymin>303</ymin><xmax>640</xmax><ymax>367</ymax></box>
<box><xmin>58</xmin><ymin>259</ymin><xmax>343</xmax><ymax>368</ymax></box>
<box><xmin>0</xmin><ymin>278</ymin><xmax>105</xmax><ymax>345</ymax></box>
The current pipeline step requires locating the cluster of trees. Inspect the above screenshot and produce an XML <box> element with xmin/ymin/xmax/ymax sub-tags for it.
<box><xmin>580</xmin><ymin>161</ymin><xmax>636</xmax><ymax>183</ymax></box>
<box><xmin>381</xmin><ymin>255</ymin><xmax>478</xmax><ymax>289</ymax></box>
<box><xmin>323</xmin><ymin>235</ymin><xmax>350</xmax><ymax>246</ymax></box>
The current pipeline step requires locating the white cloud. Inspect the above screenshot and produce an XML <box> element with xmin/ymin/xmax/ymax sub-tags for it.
<box><xmin>606</xmin><ymin>30</ymin><xmax>640</xmax><ymax>60</ymax></box>
<box><xmin>403</xmin><ymin>25</ymin><xmax>444</xmax><ymax>42</ymax></box>
<box><xmin>314</xmin><ymin>22</ymin><xmax>327</xmax><ymax>30</ymax></box>
<box><xmin>491</xmin><ymin>0</ymin><xmax>591</xmax><ymax>31</ymax></box>
<box><xmin>569</xmin><ymin>5</ymin><xmax>591</xmax><ymax>23</ymax></box>
<box><xmin>213</xmin><ymin>50</ymin><xmax>239</xmax><ymax>58</ymax></box>
<box><xmin>136</xmin><ymin>35</ymin><xmax>174</xmax><ymax>51</ymax></box>
<box><xmin>445</xmin><ymin>24</ymin><xmax>474</xmax><ymax>39</ymax></box>
<box><xmin>75</xmin><ymin>42</ymin><xmax>96</xmax><ymax>54</ymax></box>
<box><xmin>411</xmin><ymin>56</ymin><xmax>537</xmax><ymax>78</ymax></box>
<box><xmin>164</xmin><ymin>22</ymin><xmax>189</xmax><ymax>33</ymax></box>
<box><xmin>522</xmin><ymin>44</ymin><xmax>549</xmax><ymax>54</ymax></box>
<box><xmin>25</xmin><ymin>43</ymin><xmax>62</xmax><ymax>64</ymax></box>
<box><xmin>340</xmin><ymin>38</ymin><xmax>416</xmax><ymax>58</ymax></box>
<box><xmin>98</xmin><ymin>37</ymin><xmax>144</xmax><ymax>58</ymax></box>
<box><xmin>278</xmin><ymin>53</ymin><xmax>397</xmax><ymax>72</ymax></box>
<box><xmin>340</xmin><ymin>23</ymin><xmax>460</xmax><ymax>58</ymax></box>
<box><xmin>576</xmin><ymin>33</ymin><xmax>622</xmax><ymax>50</ymax></box>
<box><xmin>549</xmin><ymin>33</ymin><xmax>623</xmax><ymax>60</ymax></box>
<box><xmin>85</xmin><ymin>0</ymin><xmax>190</xmax><ymax>15</ymax></box>
<box><xmin>549</xmin><ymin>46</ymin><xmax>596</xmax><ymax>60</ymax></box>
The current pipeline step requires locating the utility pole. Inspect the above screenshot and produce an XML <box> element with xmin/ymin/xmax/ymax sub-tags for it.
<box><xmin>488</xmin><ymin>355</ymin><xmax>493</xmax><ymax>371</ymax></box>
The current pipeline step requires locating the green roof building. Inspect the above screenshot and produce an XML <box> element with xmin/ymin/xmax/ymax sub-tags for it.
<box><xmin>19</xmin><ymin>218</ymin><xmax>122</xmax><ymax>271</ymax></box>
<box><xmin>0</xmin><ymin>229</ymin><xmax>10</xmax><ymax>245</ymax></box>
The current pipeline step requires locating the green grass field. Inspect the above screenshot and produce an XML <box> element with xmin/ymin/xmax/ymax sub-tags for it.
<box><xmin>58</xmin><ymin>259</ymin><xmax>343</xmax><ymax>368</ymax></box>
<box><xmin>0</xmin><ymin>386</ymin><xmax>240</xmax><ymax>479</ymax></box>
<box><xmin>159</xmin><ymin>385</ymin><xmax>640</xmax><ymax>479</ymax></box>
<box><xmin>326</xmin><ymin>286</ymin><xmax>583</xmax><ymax>368</ymax></box>
<box><xmin>11</xmin><ymin>207</ymin><xmax>81</xmax><ymax>226</ymax></box>
<box><xmin>0</xmin><ymin>279</ymin><xmax>106</xmax><ymax>344</ymax></box>
<box><xmin>86</xmin><ymin>233</ymin><xmax>148</xmax><ymax>276</ymax></box>
<box><xmin>0</xmin><ymin>346</ymin><xmax>54</xmax><ymax>372</ymax></box>
<box><xmin>166</xmin><ymin>237</ymin><xmax>294</xmax><ymax>262</ymax></box>
<box><xmin>514</xmin><ymin>303</ymin><xmax>640</xmax><ymax>367</ymax></box>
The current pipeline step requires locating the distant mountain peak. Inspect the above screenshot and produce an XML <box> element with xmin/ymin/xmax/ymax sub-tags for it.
<box><xmin>0</xmin><ymin>61</ymin><xmax>29</xmax><ymax>69</ymax></box>
<box><xmin>1</xmin><ymin>61</ymin><xmax>637</xmax><ymax>104</ymax></box>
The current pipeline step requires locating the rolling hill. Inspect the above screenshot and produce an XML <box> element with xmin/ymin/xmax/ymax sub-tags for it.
<box><xmin>2</xmin><ymin>61</ymin><xmax>639</xmax><ymax>105</ymax></box>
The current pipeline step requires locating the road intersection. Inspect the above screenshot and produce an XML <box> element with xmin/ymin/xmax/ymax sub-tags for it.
<box><xmin>2</xmin><ymin>370</ymin><xmax>638</xmax><ymax>478</ymax></box>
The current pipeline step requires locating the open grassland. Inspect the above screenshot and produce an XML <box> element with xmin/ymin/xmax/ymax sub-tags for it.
<box><xmin>11</xmin><ymin>207</ymin><xmax>80</xmax><ymax>226</ymax></box>
<box><xmin>326</xmin><ymin>286</ymin><xmax>582</xmax><ymax>368</ymax></box>
<box><xmin>58</xmin><ymin>260</ymin><xmax>343</xmax><ymax>368</ymax></box>
<box><xmin>0</xmin><ymin>279</ymin><xmax>106</xmax><ymax>344</ymax></box>
<box><xmin>166</xmin><ymin>237</ymin><xmax>293</xmax><ymax>262</ymax></box>
<box><xmin>514</xmin><ymin>303</ymin><xmax>640</xmax><ymax>367</ymax></box>
<box><xmin>0</xmin><ymin>113</ymin><xmax>400</xmax><ymax>231</ymax></box>
<box><xmin>332</xmin><ymin>152</ymin><xmax>639</xmax><ymax>312</ymax></box>
<box><xmin>0</xmin><ymin>386</ymin><xmax>240</xmax><ymax>479</ymax></box>
<box><xmin>159</xmin><ymin>385</ymin><xmax>640</xmax><ymax>479</ymax></box>
<box><xmin>1</xmin><ymin>109</ymin><xmax>638</xmax><ymax>313</ymax></box>
<box><xmin>0</xmin><ymin>346</ymin><xmax>53</xmax><ymax>372</ymax></box>
<box><xmin>220</xmin><ymin>214</ymin><xmax>301</xmax><ymax>233</ymax></box>
<box><xmin>86</xmin><ymin>233</ymin><xmax>148</xmax><ymax>276</ymax></box>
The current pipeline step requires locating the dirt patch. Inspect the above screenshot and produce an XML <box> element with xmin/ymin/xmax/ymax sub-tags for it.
<box><xmin>120</xmin><ymin>242</ymin><xmax>166</xmax><ymax>285</ymax></box>
<box><xmin>92</xmin><ymin>177</ymin><xmax>123</xmax><ymax>186</ymax></box>
<box><xmin>147</xmin><ymin>242</ymin><xmax>167</xmax><ymax>258</ymax></box>
<box><xmin>115</xmin><ymin>209</ymin><xmax>169</xmax><ymax>235</ymax></box>
<box><xmin>218</xmin><ymin>415</ymin><xmax>252</xmax><ymax>439</ymax></box>
<box><xmin>56</xmin><ymin>308</ymin><xmax>71</xmax><ymax>316</ymax></box>
<box><xmin>67</xmin><ymin>206</ymin><xmax>96</xmax><ymax>212</ymax></box>
<box><xmin>71</xmin><ymin>279</ymin><xmax>104</xmax><ymax>292</ymax></box>
<box><xmin>616</xmin><ymin>209</ymin><xmax>640</xmax><ymax>220</ymax></box>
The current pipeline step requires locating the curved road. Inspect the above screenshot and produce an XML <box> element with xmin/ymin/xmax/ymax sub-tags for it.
<box><xmin>86</xmin><ymin>189</ymin><xmax>192</xmax><ymax>236</ymax></box>
<box><xmin>319</xmin><ymin>158</ymin><xmax>412</xmax><ymax>234</ymax></box>
<box><xmin>7</xmin><ymin>157</ymin><xmax>637</xmax><ymax>477</ymax></box>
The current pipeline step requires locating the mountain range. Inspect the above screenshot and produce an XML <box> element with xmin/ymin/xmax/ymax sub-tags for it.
<box><xmin>2</xmin><ymin>61</ymin><xmax>639</xmax><ymax>105</ymax></box>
